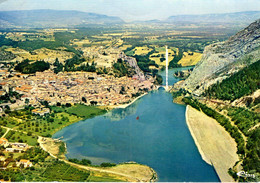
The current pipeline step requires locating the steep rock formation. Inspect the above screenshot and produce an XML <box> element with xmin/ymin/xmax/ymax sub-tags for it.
<box><xmin>119</xmin><ymin>53</ymin><xmax>146</xmax><ymax>81</ymax></box>
<box><xmin>176</xmin><ymin>19</ymin><xmax>260</xmax><ymax>95</ymax></box>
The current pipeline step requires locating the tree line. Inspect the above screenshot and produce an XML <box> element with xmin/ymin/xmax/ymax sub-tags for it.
<box><xmin>204</xmin><ymin>60</ymin><xmax>260</xmax><ymax>101</ymax></box>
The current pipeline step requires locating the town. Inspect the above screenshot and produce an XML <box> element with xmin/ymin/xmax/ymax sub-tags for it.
<box><xmin>0</xmin><ymin>69</ymin><xmax>155</xmax><ymax>114</ymax></box>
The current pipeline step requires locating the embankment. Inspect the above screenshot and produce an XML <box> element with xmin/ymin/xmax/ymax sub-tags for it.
<box><xmin>186</xmin><ymin>105</ymin><xmax>239</xmax><ymax>182</ymax></box>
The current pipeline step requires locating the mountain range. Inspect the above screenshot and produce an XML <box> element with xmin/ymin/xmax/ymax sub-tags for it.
<box><xmin>0</xmin><ymin>9</ymin><xmax>124</xmax><ymax>28</ymax></box>
<box><xmin>0</xmin><ymin>10</ymin><xmax>260</xmax><ymax>28</ymax></box>
<box><xmin>166</xmin><ymin>11</ymin><xmax>260</xmax><ymax>24</ymax></box>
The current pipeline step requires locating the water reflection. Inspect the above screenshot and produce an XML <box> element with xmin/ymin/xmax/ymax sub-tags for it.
<box><xmin>103</xmin><ymin>98</ymin><xmax>141</xmax><ymax>121</ymax></box>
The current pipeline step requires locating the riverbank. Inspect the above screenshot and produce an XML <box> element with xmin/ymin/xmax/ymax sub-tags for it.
<box><xmin>186</xmin><ymin>105</ymin><xmax>239</xmax><ymax>182</ymax></box>
<box><xmin>109</xmin><ymin>93</ymin><xmax>148</xmax><ymax>109</ymax></box>
<box><xmin>39</xmin><ymin>136</ymin><xmax>157</xmax><ymax>182</ymax></box>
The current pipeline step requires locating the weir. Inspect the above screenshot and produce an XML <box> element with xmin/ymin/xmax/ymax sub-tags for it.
<box><xmin>165</xmin><ymin>45</ymin><xmax>169</xmax><ymax>91</ymax></box>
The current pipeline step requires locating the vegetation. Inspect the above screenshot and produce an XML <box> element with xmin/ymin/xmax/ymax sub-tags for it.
<box><xmin>0</xmin><ymin>144</ymin><xmax>124</xmax><ymax>182</ymax></box>
<box><xmin>183</xmin><ymin>97</ymin><xmax>260</xmax><ymax>178</ymax></box>
<box><xmin>204</xmin><ymin>60</ymin><xmax>260</xmax><ymax>101</ymax></box>
<box><xmin>14</xmin><ymin>59</ymin><xmax>50</xmax><ymax>74</ymax></box>
<box><xmin>243</xmin><ymin>128</ymin><xmax>260</xmax><ymax>174</ymax></box>
<box><xmin>133</xmin><ymin>54</ymin><xmax>158</xmax><ymax>73</ymax></box>
<box><xmin>177</xmin><ymin>52</ymin><xmax>202</xmax><ymax>66</ymax></box>
<box><xmin>100</xmin><ymin>162</ymin><xmax>117</xmax><ymax>167</ymax></box>
<box><xmin>0</xmin><ymin>88</ymin><xmax>22</xmax><ymax>104</ymax></box>
<box><xmin>0</xmin><ymin>127</ymin><xmax>6</xmax><ymax>137</ymax></box>
<box><xmin>69</xmin><ymin>158</ymin><xmax>92</xmax><ymax>166</ymax></box>
<box><xmin>42</xmin><ymin>161</ymin><xmax>90</xmax><ymax>182</ymax></box>
<box><xmin>66</xmin><ymin>104</ymin><xmax>106</xmax><ymax>119</ymax></box>
<box><xmin>68</xmin><ymin>158</ymin><xmax>116</xmax><ymax>168</ymax></box>
<box><xmin>0</xmin><ymin>104</ymin><xmax>106</xmax><ymax>139</ymax></box>
<box><xmin>227</xmin><ymin>107</ymin><xmax>259</xmax><ymax>136</ymax></box>
<box><xmin>113</xmin><ymin>58</ymin><xmax>134</xmax><ymax>77</ymax></box>
<box><xmin>0</xmin><ymin>50</ymin><xmax>16</xmax><ymax>61</ymax></box>
<box><xmin>5</xmin><ymin>130</ymin><xmax>38</xmax><ymax>146</ymax></box>
<box><xmin>169</xmin><ymin>49</ymin><xmax>182</xmax><ymax>68</ymax></box>
<box><xmin>63</xmin><ymin>55</ymin><xmax>96</xmax><ymax>72</ymax></box>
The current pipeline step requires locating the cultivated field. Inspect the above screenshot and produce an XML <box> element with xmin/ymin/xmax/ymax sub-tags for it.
<box><xmin>178</xmin><ymin>52</ymin><xmax>202</xmax><ymax>66</ymax></box>
<box><xmin>5</xmin><ymin>47</ymin><xmax>74</xmax><ymax>64</ymax></box>
<box><xmin>149</xmin><ymin>46</ymin><xmax>178</xmax><ymax>66</ymax></box>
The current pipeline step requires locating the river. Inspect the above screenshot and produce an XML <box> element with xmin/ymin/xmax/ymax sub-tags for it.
<box><xmin>53</xmin><ymin>67</ymin><xmax>220</xmax><ymax>182</ymax></box>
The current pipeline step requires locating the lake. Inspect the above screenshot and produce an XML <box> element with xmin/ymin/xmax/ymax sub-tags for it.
<box><xmin>53</xmin><ymin>67</ymin><xmax>220</xmax><ymax>182</ymax></box>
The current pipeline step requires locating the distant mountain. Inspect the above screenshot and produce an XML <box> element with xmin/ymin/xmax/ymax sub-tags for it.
<box><xmin>130</xmin><ymin>19</ymin><xmax>162</xmax><ymax>24</ymax></box>
<box><xmin>166</xmin><ymin>11</ymin><xmax>260</xmax><ymax>24</ymax></box>
<box><xmin>0</xmin><ymin>9</ymin><xmax>124</xmax><ymax>28</ymax></box>
<box><xmin>175</xmin><ymin>18</ymin><xmax>260</xmax><ymax>95</ymax></box>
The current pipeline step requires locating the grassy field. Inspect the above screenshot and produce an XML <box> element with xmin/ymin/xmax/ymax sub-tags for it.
<box><xmin>5</xmin><ymin>47</ymin><xmax>74</xmax><ymax>64</ymax></box>
<box><xmin>119</xmin><ymin>45</ymin><xmax>132</xmax><ymax>51</ymax></box>
<box><xmin>5</xmin><ymin>130</ymin><xmax>38</xmax><ymax>146</ymax></box>
<box><xmin>71</xmin><ymin>38</ymin><xmax>91</xmax><ymax>47</ymax></box>
<box><xmin>178</xmin><ymin>52</ymin><xmax>202</xmax><ymax>66</ymax></box>
<box><xmin>1</xmin><ymin>105</ymin><xmax>106</xmax><ymax>142</ymax></box>
<box><xmin>149</xmin><ymin>46</ymin><xmax>177</xmax><ymax>66</ymax></box>
<box><xmin>0</xmin><ymin>127</ymin><xmax>6</xmax><ymax>137</ymax></box>
<box><xmin>42</xmin><ymin>161</ymin><xmax>90</xmax><ymax>182</ymax></box>
<box><xmin>66</xmin><ymin>104</ymin><xmax>106</xmax><ymax>119</ymax></box>
<box><xmin>133</xmin><ymin>46</ymin><xmax>153</xmax><ymax>55</ymax></box>
<box><xmin>13</xmin><ymin>111</ymin><xmax>81</xmax><ymax>137</ymax></box>
<box><xmin>88</xmin><ymin>172</ymin><xmax>126</xmax><ymax>182</ymax></box>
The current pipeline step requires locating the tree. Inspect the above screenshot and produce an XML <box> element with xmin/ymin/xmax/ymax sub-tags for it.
<box><xmin>65</xmin><ymin>103</ymin><xmax>71</xmax><ymax>107</ymax></box>
<box><xmin>82</xmin><ymin>97</ymin><xmax>87</xmax><ymax>103</ymax></box>
<box><xmin>25</xmin><ymin>98</ymin><xmax>29</xmax><ymax>105</ymax></box>
<box><xmin>81</xmin><ymin>159</ymin><xmax>91</xmax><ymax>165</ymax></box>
<box><xmin>4</xmin><ymin>176</ymin><xmax>9</xmax><ymax>181</ymax></box>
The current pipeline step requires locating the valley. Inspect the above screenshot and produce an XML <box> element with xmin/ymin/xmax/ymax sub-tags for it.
<box><xmin>0</xmin><ymin>7</ymin><xmax>259</xmax><ymax>183</ymax></box>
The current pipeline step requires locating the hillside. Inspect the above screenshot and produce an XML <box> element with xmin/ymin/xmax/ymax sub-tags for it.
<box><xmin>167</xmin><ymin>11</ymin><xmax>260</xmax><ymax>24</ymax></box>
<box><xmin>176</xmin><ymin>19</ymin><xmax>260</xmax><ymax>95</ymax></box>
<box><xmin>0</xmin><ymin>9</ymin><xmax>124</xmax><ymax>28</ymax></box>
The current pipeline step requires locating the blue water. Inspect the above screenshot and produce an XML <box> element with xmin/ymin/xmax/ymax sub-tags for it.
<box><xmin>53</xmin><ymin>67</ymin><xmax>220</xmax><ymax>182</ymax></box>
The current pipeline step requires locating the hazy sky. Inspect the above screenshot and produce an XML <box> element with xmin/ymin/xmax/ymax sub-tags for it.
<box><xmin>0</xmin><ymin>0</ymin><xmax>259</xmax><ymax>21</ymax></box>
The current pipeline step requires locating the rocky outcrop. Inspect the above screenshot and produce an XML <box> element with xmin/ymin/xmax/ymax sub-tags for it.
<box><xmin>176</xmin><ymin>19</ymin><xmax>260</xmax><ymax>95</ymax></box>
<box><xmin>119</xmin><ymin>53</ymin><xmax>146</xmax><ymax>81</ymax></box>
<box><xmin>231</xmin><ymin>89</ymin><xmax>260</xmax><ymax>108</ymax></box>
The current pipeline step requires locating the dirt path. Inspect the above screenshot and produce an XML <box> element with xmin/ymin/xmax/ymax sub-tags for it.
<box><xmin>1</xmin><ymin>128</ymin><xmax>10</xmax><ymax>138</ymax></box>
<box><xmin>186</xmin><ymin>105</ymin><xmax>239</xmax><ymax>182</ymax></box>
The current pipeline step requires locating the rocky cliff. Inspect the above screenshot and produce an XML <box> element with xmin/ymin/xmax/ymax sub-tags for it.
<box><xmin>119</xmin><ymin>53</ymin><xmax>146</xmax><ymax>81</ymax></box>
<box><xmin>176</xmin><ymin>19</ymin><xmax>260</xmax><ymax>95</ymax></box>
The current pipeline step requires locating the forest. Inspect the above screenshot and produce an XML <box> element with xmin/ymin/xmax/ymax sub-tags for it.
<box><xmin>204</xmin><ymin>60</ymin><xmax>260</xmax><ymax>101</ymax></box>
<box><xmin>14</xmin><ymin>59</ymin><xmax>50</xmax><ymax>74</ymax></box>
<box><xmin>227</xmin><ymin>107</ymin><xmax>260</xmax><ymax>136</ymax></box>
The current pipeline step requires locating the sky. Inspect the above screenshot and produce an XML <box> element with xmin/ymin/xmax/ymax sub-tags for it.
<box><xmin>0</xmin><ymin>0</ymin><xmax>259</xmax><ymax>22</ymax></box>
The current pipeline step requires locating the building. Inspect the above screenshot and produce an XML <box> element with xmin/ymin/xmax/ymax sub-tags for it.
<box><xmin>6</xmin><ymin>142</ymin><xmax>29</xmax><ymax>153</ymax></box>
<box><xmin>0</xmin><ymin>138</ymin><xmax>8</xmax><ymax>148</ymax></box>
<box><xmin>17</xmin><ymin>159</ymin><xmax>33</xmax><ymax>168</ymax></box>
<box><xmin>31</xmin><ymin>108</ymin><xmax>50</xmax><ymax>116</ymax></box>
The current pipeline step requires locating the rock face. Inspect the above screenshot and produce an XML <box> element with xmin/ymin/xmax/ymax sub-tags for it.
<box><xmin>119</xmin><ymin>53</ymin><xmax>146</xmax><ymax>81</ymax></box>
<box><xmin>177</xmin><ymin>19</ymin><xmax>260</xmax><ymax>95</ymax></box>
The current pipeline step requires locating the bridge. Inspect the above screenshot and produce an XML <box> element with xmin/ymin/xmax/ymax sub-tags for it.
<box><xmin>156</xmin><ymin>85</ymin><xmax>172</xmax><ymax>91</ymax></box>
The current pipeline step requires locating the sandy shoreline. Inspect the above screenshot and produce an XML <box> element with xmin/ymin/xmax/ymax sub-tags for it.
<box><xmin>109</xmin><ymin>93</ymin><xmax>148</xmax><ymax>109</ymax></box>
<box><xmin>185</xmin><ymin>105</ymin><xmax>239</xmax><ymax>182</ymax></box>
<box><xmin>185</xmin><ymin>106</ymin><xmax>211</xmax><ymax>165</ymax></box>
